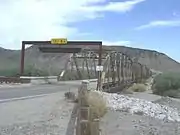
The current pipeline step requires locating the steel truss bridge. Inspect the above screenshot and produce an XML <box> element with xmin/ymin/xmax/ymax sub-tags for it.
<box><xmin>0</xmin><ymin>40</ymin><xmax>151</xmax><ymax>91</ymax></box>
<box><xmin>55</xmin><ymin>49</ymin><xmax>151</xmax><ymax>91</ymax></box>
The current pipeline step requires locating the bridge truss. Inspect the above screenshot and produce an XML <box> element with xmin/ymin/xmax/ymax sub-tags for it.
<box><xmin>19</xmin><ymin>40</ymin><xmax>152</xmax><ymax>91</ymax></box>
<box><xmin>56</xmin><ymin>49</ymin><xmax>152</xmax><ymax>91</ymax></box>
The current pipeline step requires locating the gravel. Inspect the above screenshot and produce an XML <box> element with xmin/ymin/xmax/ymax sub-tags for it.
<box><xmin>99</xmin><ymin>92</ymin><xmax>180</xmax><ymax>122</ymax></box>
<box><xmin>98</xmin><ymin>92</ymin><xmax>180</xmax><ymax>135</ymax></box>
<box><xmin>153</xmin><ymin>96</ymin><xmax>180</xmax><ymax>110</ymax></box>
<box><xmin>101</xmin><ymin>110</ymin><xmax>180</xmax><ymax>135</ymax></box>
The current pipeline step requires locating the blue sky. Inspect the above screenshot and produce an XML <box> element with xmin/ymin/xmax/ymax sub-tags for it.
<box><xmin>0</xmin><ymin>0</ymin><xmax>180</xmax><ymax>61</ymax></box>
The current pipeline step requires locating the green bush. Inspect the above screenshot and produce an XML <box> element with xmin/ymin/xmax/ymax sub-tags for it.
<box><xmin>163</xmin><ymin>90</ymin><xmax>180</xmax><ymax>98</ymax></box>
<box><xmin>0</xmin><ymin>66</ymin><xmax>50</xmax><ymax>77</ymax></box>
<box><xmin>152</xmin><ymin>72</ymin><xmax>180</xmax><ymax>98</ymax></box>
<box><xmin>0</xmin><ymin>68</ymin><xmax>19</xmax><ymax>76</ymax></box>
<box><xmin>0</xmin><ymin>65</ymin><xmax>96</xmax><ymax>80</ymax></box>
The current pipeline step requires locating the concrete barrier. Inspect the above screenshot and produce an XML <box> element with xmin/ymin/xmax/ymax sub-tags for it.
<box><xmin>20</xmin><ymin>76</ymin><xmax>98</xmax><ymax>85</ymax></box>
<box><xmin>20</xmin><ymin>76</ymin><xmax>58</xmax><ymax>84</ymax></box>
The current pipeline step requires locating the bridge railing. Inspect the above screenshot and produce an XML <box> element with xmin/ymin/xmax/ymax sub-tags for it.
<box><xmin>101</xmin><ymin>52</ymin><xmax>152</xmax><ymax>90</ymax></box>
<box><xmin>0</xmin><ymin>76</ymin><xmax>30</xmax><ymax>84</ymax></box>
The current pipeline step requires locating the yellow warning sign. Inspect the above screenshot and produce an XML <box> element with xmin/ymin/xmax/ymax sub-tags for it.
<box><xmin>51</xmin><ymin>38</ymin><xmax>67</xmax><ymax>44</ymax></box>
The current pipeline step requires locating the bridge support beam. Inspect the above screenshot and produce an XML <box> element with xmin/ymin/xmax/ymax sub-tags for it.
<box><xmin>20</xmin><ymin>40</ymin><xmax>103</xmax><ymax>79</ymax></box>
<box><xmin>96</xmin><ymin>43</ymin><xmax>103</xmax><ymax>91</ymax></box>
<box><xmin>20</xmin><ymin>42</ymin><xmax>25</xmax><ymax>75</ymax></box>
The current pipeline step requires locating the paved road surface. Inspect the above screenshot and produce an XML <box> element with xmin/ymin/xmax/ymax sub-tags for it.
<box><xmin>0</xmin><ymin>91</ymin><xmax>76</xmax><ymax>135</ymax></box>
<box><xmin>0</xmin><ymin>81</ymin><xmax>96</xmax><ymax>134</ymax></box>
<box><xmin>0</xmin><ymin>81</ymin><xmax>83</xmax><ymax>134</ymax></box>
<box><xmin>0</xmin><ymin>83</ymin><xmax>80</xmax><ymax>102</ymax></box>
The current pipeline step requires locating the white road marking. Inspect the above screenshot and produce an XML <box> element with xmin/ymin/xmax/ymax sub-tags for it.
<box><xmin>0</xmin><ymin>93</ymin><xmax>56</xmax><ymax>103</ymax></box>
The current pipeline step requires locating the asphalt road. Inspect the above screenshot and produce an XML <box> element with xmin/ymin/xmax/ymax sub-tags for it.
<box><xmin>0</xmin><ymin>89</ymin><xmax>76</xmax><ymax>134</ymax></box>
<box><xmin>0</xmin><ymin>80</ymin><xmax>90</xmax><ymax>134</ymax></box>
<box><xmin>0</xmin><ymin>83</ymin><xmax>80</xmax><ymax>102</ymax></box>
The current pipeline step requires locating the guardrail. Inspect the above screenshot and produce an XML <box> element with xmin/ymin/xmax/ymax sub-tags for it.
<box><xmin>76</xmin><ymin>81</ymin><xmax>100</xmax><ymax>135</ymax></box>
<box><xmin>20</xmin><ymin>76</ymin><xmax>58</xmax><ymax>79</ymax></box>
<box><xmin>0</xmin><ymin>77</ymin><xmax>30</xmax><ymax>84</ymax></box>
<box><xmin>20</xmin><ymin>76</ymin><xmax>58</xmax><ymax>84</ymax></box>
<box><xmin>0</xmin><ymin>76</ymin><xmax>98</xmax><ymax>85</ymax></box>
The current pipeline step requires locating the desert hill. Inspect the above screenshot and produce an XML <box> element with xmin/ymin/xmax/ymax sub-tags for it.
<box><xmin>0</xmin><ymin>45</ymin><xmax>179</xmax><ymax>76</ymax></box>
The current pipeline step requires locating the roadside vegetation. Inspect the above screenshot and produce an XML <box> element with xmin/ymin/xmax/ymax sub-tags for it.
<box><xmin>86</xmin><ymin>91</ymin><xmax>107</xmax><ymax>119</ymax></box>
<box><xmin>152</xmin><ymin>72</ymin><xmax>180</xmax><ymax>98</ymax></box>
<box><xmin>0</xmin><ymin>67</ymin><xmax>50</xmax><ymax>77</ymax></box>
<box><xmin>64</xmin><ymin>91</ymin><xmax>76</xmax><ymax>101</ymax></box>
<box><xmin>0</xmin><ymin>66</ymin><xmax>95</xmax><ymax>81</ymax></box>
<box><xmin>64</xmin><ymin>90</ymin><xmax>107</xmax><ymax>119</ymax></box>
<box><xmin>62</xmin><ymin>70</ymin><xmax>96</xmax><ymax>80</ymax></box>
<box><xmin>128</xmin><ymin>83</ymin><xmax>147</xmax><ymax>92</ymax></box>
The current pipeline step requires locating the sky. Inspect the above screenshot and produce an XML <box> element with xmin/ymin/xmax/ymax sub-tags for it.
<box><xmin>0</xmin><ymin>0</ymin><xmax>180</xmax><ymax>61</ymax></box>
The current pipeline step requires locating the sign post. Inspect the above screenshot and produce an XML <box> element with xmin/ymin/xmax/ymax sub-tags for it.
<box><xmin>96</xmin><ymin>66</ymin><xmax>103</xmax><ymax>72</ymax></box>
<box><xmin>96</xmin><ymin>66</ymin><xmax>103</xmax><ymax>91</ymax></box>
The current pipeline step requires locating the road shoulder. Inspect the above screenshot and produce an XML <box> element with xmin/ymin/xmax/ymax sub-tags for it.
<box><xmin>0</xmin><ymin>91</ymin><xmax>75</xmax><ymax>135</ymax></box>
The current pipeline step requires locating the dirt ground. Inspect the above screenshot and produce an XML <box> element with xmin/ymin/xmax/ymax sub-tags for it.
<box><xmin>100</xmin><ymin>77</ymin><xmax>180</xmax><ymax>135</ymax></box>
<box><xmin>101</xmin><ymin>109</ymin><xmax>180</xmax><ymax>135</ymax></box>
<box><xmin>100</xmin><ymin>94</ymin><xmax>180</xmax><ymax>135</ymax></box>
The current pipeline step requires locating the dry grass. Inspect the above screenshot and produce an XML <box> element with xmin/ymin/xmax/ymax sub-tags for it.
<box><xmin>86</xmin><ymin>91</ymin><xmax>107</xmax><ymax>119</ymax></box>
<box><xmin>121</xmin><ymin>89</ymin><xmax>134</xmax><ymax>94</ymax></box>
<box><xmin>128</xmin><ymin>83</ymin><xmax>147</xmax><ymax>92</ymax></box>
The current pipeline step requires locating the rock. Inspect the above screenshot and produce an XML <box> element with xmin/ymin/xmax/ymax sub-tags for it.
<box><xmin>98</xmin><ymin>92</ymin><xmax>180</xmax><ymax>122</ymax></box>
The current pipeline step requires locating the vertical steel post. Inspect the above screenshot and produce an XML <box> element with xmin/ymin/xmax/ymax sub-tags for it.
<box><xmin>20</xmin><ymin>42</ymin><xmax>25</xmax><ymax>76</ymax></box>
<box><xmin>97</xmin><ymin>42</ymin><xmax>102</xmax><ymax>91</ymax></box>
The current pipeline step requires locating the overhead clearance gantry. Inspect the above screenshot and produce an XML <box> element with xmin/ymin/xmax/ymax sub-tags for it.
<box><xmin>20</xmin><ymin>38</ymin><xmax>104</xmax><ymax>90</ymax></box>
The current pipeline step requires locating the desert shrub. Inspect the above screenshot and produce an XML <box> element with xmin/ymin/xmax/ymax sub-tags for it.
<box><xmin>86</xmin><ymin>91</ymin><xmax>107</xmax><ymax>119</ymax></box>
<box><xmin>128</xmin><ymin>83</ymin><xmax>147</xmax><ymax>92</ymax></box>
<box><xmin>0</xmin><ymin>66</ymin><xmax>95</xmax><ymax>80</ymax></box>
<box><xmin>163</xmin><ymin>90</ymin><xmax>180</xmax><ymax>98</ymax></box>
<box><xmin>152</xmin><ymin>72</ymin><xmax>180</xmax><ymax>98</ymax></box>
<box><xmin>141</xmin><ymin>79</ymin><xmax>148</xmax><ymax>85</ymax></box>
<box><xmin>0</xmin><ymin>68</ymin><xmax>19</xmax><ymax>76</ymax></box>
<box><xmin>62</xmin><ymin>70</ymin><xmax>96</xmax><ymax>81</ymax></box>
<box><xmin>64</xmin><ymin>91</ymin><xmax>76</xmax><ymax>101</ymax></box>
<box><xmin>121</xmin><ymin>89</ymin><xmax>134</xmax><ymax>94</ymax></box>
<box><xmin>0</xmin><ymin>66</ymin><xmax>50</xmax><ymax>77</ymax></box>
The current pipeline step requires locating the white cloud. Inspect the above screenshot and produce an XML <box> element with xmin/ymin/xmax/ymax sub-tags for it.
<box><xmin>135</xmin><ymin>20</ymin><xmax>180</xmax><ymax>30</ymax></box>
<box><xmin>102</xmin><ymin>40</ymin><xmax>151</xmax><ymax>50</ymax></box>
<box><xmin>80</xmin><ymin>0</ymin><xmax>145</xmax><ymax>13</ymax></box>
<box><xmin>0</xmin><ymin>0</ymin><xmax>145</xmax><ymax>49</ymax></box>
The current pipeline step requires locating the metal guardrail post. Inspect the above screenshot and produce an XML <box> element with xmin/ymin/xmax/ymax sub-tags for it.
<box><xmin>97</xmin><ymin>42</ymin><xmax>102</xmax><ymax>91</ymax></box>
<box><xmin>77</xmin><ymin>81</ymin><xmax>90</xmax><ymax>135</ymax></box>
<box><xmin>76</xmin><ymin>80</ymin><xmax>100</xmax><ymax>135</ymax></box>
<box><xmin>90</xmin><ymin>119</ymin><xmax>100</xmax><ymax>135</ymax></box>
